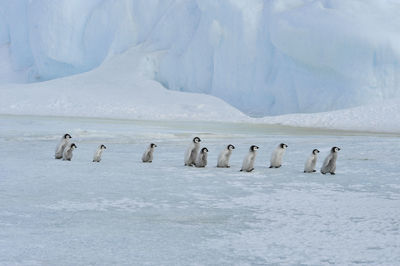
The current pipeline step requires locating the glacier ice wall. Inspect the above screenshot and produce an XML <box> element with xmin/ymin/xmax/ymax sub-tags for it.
<box><xmin>1</xmin><ymin>0</ymin><xmax>400</xmax><ymax>115</ymax></box>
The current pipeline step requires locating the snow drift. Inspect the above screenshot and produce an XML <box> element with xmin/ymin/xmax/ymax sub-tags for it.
<box><xmin>1</xmin><ymin>0</ymin><xmax>400</xmax><ymax>116</ymax></box>
<box><xmin>0</xmin><ymin>46</ymin><xmax>248</xmax><ymax>121</ymax></box>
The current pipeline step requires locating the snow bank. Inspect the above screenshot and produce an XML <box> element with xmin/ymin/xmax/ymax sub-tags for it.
<box><xmin>1</xmin><ymin>44</ymin><xmax>399</xmax><ymax>133</ymax></box>
<box><xmin>1</xmin><ymin>0</ymin><xmax>400</xmax><ymax>116</ymax></box>
<box><xmin>0</xmin><ymin>46</ymin><xmax>247</xmax><ymax>122</ymax></box>
<box><xmin>258</xmin><ymin>99</ymin><xmax>400</xmax><ymax>133</ymax></box>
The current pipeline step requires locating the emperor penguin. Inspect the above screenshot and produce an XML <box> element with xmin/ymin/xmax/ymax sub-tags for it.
<box><xmin>93</xmin><ymin>144</ymin><xmax>107</xmax><ymax>162</ymax></box>
<box><xmin>240</xmin><ymin>145</ymin><xmax>259</xmax><ymax>172</ymax></box>
<box><xmin>142</xmin><ymin>143</ymin><xmax>157</xmax><ymax>163</ymax></box>
<box><xmin>269</xmin><ymin>143</ymin><xmax>288</xmax><ymax>168</ymax></box>
<box><xmin>217</xmin><ymin>144</ymin><xmax>235</xmax><ymax>168</ymax></box>
<box><xmin>55</xmin><ymin>133</ymin><xmax>71</xmax><ymax>159</ymax></box>
<box><xmin>62</xmin><ymin>143</ymin><xmax>77</xmax><ymax>161</ymax></box>
<box><xmin>195</xmin><ymin>147</ymin><xmax>208</xmax><ymax>167</ymax></box>
<box><xmin>321</xmin><ymin>147</ymin><xmax>341</xmax><ymax>175</ymax></box>
<box><xmin>304</xmin><ymin>149</ymin><xmax>320</xmax><ymax>173</ymax></box>
<box><xmin>184</xmin><ymin>137</ymin><xmax>201</xmax><ymax>166</ymax></box>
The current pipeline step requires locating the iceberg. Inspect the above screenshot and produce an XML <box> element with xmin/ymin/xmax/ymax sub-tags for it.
<box><xmin>1</xmin><ymin>0</ymin><xmax>400</xmax><ymax>117</ymax></box>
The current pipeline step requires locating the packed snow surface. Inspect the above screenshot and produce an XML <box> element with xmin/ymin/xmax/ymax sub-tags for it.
<box><xmin>0</xmin><ymin>115</ymin><xmax>399</xmax><ymax>265</ymax></box>
<box><xmin>1</xmin><ymin>0</ymin><xmax>400</xmax><ymax>115</ymax></box>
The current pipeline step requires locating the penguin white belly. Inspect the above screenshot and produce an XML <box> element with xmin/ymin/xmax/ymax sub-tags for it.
<box><xmin>55</xmin><ymin>139</ymin><xmax>68</xmax><ymax>159</ymax></box>
<box><xmin>217</xmin><ymin>151</ymin><xmax>231</xmax><ymax>168</ymax></box>
<box><xmin>185</xmin><ymin>144</ymin><xmax>199</xmax><ymax>166</ymax></box>
<box><xmin>241</xmin><ymin>153</ymin><xmax>255</xmax><ymax>172</ymax></box>
<box><xmin>142</xmin><ymin>148</ymin><xmax>153</xmax><ymax>163</ymax></box>
<box><xmin>93</xmin><ymin>150</ymin><xmax>103</xmax><ymax>162</ymax></box>
<box><xmin>304</xmin><ymin>155</ymin><xmax>317</xmax><ymax>173</ymax></box>
<box><xmin>270</xmin><ymin>149</ymin><xmax>284</xmax><ymax>167</ymax></box>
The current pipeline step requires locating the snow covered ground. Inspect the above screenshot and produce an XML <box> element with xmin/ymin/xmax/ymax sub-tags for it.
<box><xmin>1</xmin><ymin>115</ymin><xmax>399</xmax><ymax>265</ymax></box>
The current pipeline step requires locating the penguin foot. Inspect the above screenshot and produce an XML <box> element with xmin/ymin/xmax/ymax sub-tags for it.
<box><xmin>312</xmin><ymin>170</ymin><xmax>316</xmax><ymax>172</ymax></box>
<box><xmin>249</xmin><ymin>168</ymin><xmax>254</xmax><ymax>172</ymax></box>
<box><xmin>330</xmin><ymin>172</ymin><xmax>336</xmax><ymax>175</ymax></box>
<box><xmin>269</xmin><ymin>166</ymin><xmax>273</xmax><ymax>168</ymax></box>
<box><xmin>240</xmin><ymin>169</ymin><xmax>243</xmax><ymax>172</ymax></box>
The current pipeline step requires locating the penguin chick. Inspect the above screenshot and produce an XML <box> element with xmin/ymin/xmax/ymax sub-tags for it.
<box><xmin>184</xmin><ymin>137</ymin><xmax>201</xmax><ymax>166</ymax></box>
<box><xmin>62</xmin><ymin>143</ymin><xmax>77</xmax><ymax>161</ymax></box>
<box><xmin>240</xmin><ymin>145</ymin><xmax>258</xmax><ymax>172</ymax></box>
<box><xmin>142</xmin><ymin>143</ymin><xmax>157</xmax><ymax>163</ymax></box>
<box><xmin>217</xmin><ymin>144</ymin><xmax>235</xmax><ymax>168</ymax></box>
<box><xmin>321</xmin><ymin>147</ymin><xmax>341</xmax><ymax>175</ymax></box>
<box><xmin>304</xmin><ymin>149</ymin><xmax>320</xmax><ymax>173</ymax></box>
<box><xmin>55</xmin><ymin>133</ymin><xmax>71</xmax><ymax>159</ymax></box>
<box><xmin>269</xmin><ymin>143</ymin><xmax>288</xmax><ymax>168</ymax></box>
<box><xmin>195</xmin><ymin>147</ymin><xmax>208</xmax><ymax>167</ymax></box>
<box><xmin>93</xmin><ymin>144</ymin><xmax>107</xmax><ymax>162</ymax></box>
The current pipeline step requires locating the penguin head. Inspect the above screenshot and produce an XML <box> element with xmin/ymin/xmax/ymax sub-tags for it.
<box><xmin>312</xmin><ymin>149</ymin><xmax>320</xmax><ymax>155</ymax></box>
<box><xmin>250</xmin><ymin>145</ymin><xmax>259</xmax><ymax>151</ymax></box>
<box><xmin>193</xmin><ymin>137</ymin><xmax>201</xmax><ymax>143</ymax></box>
<box><xmin>280</xmin><ymin>143</ymin><xmax>288</xmax><ymax>149</ymax></box>
<box><xmin>332</xmin><ymin>147</ymin><xmax>341</xmax><ymax>153</ymax></box>
<box><xmin>64</xmin><ymin>133</ymin><xmax>72</xmax><ymax>139</ymax></box>
<box><xmin>227</xmin><ymin>144</ymin><xmax>235</xmax><ymax>150</ymax></box>
<box><xmin>100</xmin><ymin>144</ymin><xmax>107</xmax><ymax>150</ymax></box>
<box><xmin>201</xmin><ymin>147</ymin><xmax>208</xmax><ymax>153</ymax></box>
<box><xmin>70</xmin><ymin>143</ymin><xmax>77</xmax><ymax>149</ymax></box>
<box><xmin>150</xmin><ymin>143</ymin><xmax>157</xmax><ymax>148</ymax></box>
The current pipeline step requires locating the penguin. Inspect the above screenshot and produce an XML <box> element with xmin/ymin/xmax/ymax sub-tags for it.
<box><xmin>142</xmin><ymin>143</ymin><xmax>157</xmax><ymax>163</ymax></box>
<box><xmin>217</xmin><ymin>144</ymin><xmax>235</xmax><ymax>168</ymax></box>
<box><xmin>62</xmin><ymin>143</ymin><xmax>77</xmax><ymax>161</ymax></box>
<box><xmin>55</xmin><ymin>133</ymin><xmax>71</xmax><ymax>159</ymax></box>
<box><xmin>321</xmin><ymin>147</ymin><xmax>341</xmax><ymax>175</ymax></box>
<box><xmin>240</xmin><ymin>145</ymin><xmax>259</xmax><ymax>172</ymax></box>
<box><xmin>184</xmin><ymin>137</ymin><xmax>201</xmax><ymax>166</ymax></box>
<box><xmin>195</xmin><ymin>147</ymin><xmax>208</xmax><ymax>167</ymax></box>
<box><xmin>269</xmin><ymin>143</ymin><xmax>288</xmax><ymax>168</ymax></box>
<box><xmin>93</xmin><ymin>144</ymin><xmax>107</xmax><ymax>162</ymax></box>
<box><xmin>304</xmin><ymin>149</ymin><xmax>320</xmax><ymax>173</ymax></box>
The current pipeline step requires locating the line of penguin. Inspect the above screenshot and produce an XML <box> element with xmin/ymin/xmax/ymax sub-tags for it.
<box><xmin>55</xmin><ymin>134</ymin><xmax>341</xmax><ymax>175</ymax></box>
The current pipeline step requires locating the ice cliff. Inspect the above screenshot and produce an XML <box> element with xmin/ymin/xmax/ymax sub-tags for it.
<box><xmin>1</xmin><ymin>0</ymin><xmax>400</xmax><ymax>116</ymax></box>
